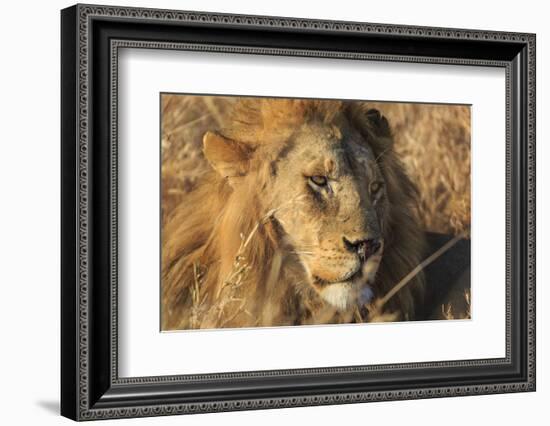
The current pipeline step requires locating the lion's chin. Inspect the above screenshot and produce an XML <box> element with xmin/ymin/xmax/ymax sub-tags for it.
<box><xmin>318</xmin><ymin>278</ymin><xmax>378</xmax><ymax>311</ymax></box>
<box><xmin>318</xmin><ymin>282</ymin><xmax>361</xmax><ymax>311</ymax></box>
<box><xmin>314</xmin><ymin>250</ymin><xmax>383</xmax><ymax>312</ymax></box>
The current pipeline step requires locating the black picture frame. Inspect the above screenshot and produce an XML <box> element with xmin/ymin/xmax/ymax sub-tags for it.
<box><xmin>61</xmin><ymin>4</ymin><xmax>536</xmax><ymax>421</ymax></box>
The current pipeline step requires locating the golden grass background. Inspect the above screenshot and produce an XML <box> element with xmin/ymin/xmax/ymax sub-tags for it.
<box><xmin>161</xmin><ymin>95</ymin><xmax>471</xmax><ymax>237</ymax></box>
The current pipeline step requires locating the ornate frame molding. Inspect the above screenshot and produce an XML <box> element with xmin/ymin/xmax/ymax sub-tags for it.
<box><xmin>61</xmin><ymin>4</ymin><xmax>535</xmax><ymax>421</ymax></box>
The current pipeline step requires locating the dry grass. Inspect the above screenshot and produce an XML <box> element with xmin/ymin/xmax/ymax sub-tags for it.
<box><xmin>161</xmin><ymin>96</ymin><xmax>235</xmax><ymax>225</ymax></box>
<box><xmin>441</xmin><ymin>290</ymin><xmax>471</xmax><ymax>320</ymax></box>
<box><xmin>174</xmin><ymin>199</ymin><xmax>306</xmax><ymax>329</ymax></box>
<box><xmin>161</xmin><ymin>95</ymin><xmax>471</xmax><ymax>326</ymax></box>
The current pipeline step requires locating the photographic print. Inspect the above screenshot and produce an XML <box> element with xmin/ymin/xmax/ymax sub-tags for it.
<box><xmin>160</xmin><ymin>95</ymin><xmax>471</xmax><ymax>331</ymax></box>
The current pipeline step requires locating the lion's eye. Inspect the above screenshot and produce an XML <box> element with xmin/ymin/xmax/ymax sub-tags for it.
<box><xmin>309</xmin><ymin>175</ymin><xmax>328</xmax><ymax>187</ymax></box>
<box><xmin>370</xmin><ymin>181</ymin><xmax>384</xmax><ymax>195</ymax></box>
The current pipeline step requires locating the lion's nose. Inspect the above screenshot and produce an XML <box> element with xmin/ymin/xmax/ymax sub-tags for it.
<box><xmin>343</xmin><ymin>237</ymin><xmax>381</xmax><ymax>261</ymax></box>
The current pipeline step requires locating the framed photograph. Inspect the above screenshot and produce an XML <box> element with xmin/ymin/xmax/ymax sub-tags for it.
<box><xmin>61</xmin><ymin>4</ymin><xmax>536</xmax><ymax>421</ymax></box>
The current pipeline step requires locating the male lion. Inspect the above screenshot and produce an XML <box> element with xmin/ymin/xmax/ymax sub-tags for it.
<box><xmin>162</xmin><ymin>98</ymin><xmax>425</xmax><ymax>330</ymax></box>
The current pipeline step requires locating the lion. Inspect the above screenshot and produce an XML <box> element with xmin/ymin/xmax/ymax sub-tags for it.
<box><xmin>161</xmin><ymin>98</ymin><xmax>426</xmax><ymax>330</ymax></box>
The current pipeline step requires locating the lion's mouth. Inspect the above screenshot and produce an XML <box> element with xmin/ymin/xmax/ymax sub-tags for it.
<box><xmin>313</xmin><ymin>268</ymin><xmax>362</xmax><ymax>287</ymax></box>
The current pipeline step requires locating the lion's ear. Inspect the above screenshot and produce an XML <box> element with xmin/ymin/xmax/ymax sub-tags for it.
<box><xmin>203</xmin><ymin>131</ymin><xmax>252</xmax><ymax>179</ymax></box>
<box><xmin>365</xmin><ymin>108</ymin><xmax>391</xmax><ymax>138</ymax></box>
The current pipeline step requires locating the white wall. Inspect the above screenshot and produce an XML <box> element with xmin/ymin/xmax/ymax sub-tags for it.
<box><xmin>0</xmin><ymin>0</ymin><xmax>546</xmax><ymax>424</ymax></box>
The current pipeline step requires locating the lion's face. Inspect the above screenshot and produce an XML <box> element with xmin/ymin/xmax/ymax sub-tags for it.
<box><xmin>204</xmin><ymin>113</ymin><xmax>388</xmax><ymax>312</ymax></box>
<box><xmin>263</xmin><ymin>121</ymin><xmax>387</xmax><ymax>310</ymax></box>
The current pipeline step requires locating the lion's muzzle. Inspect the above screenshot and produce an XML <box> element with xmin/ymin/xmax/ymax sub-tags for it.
<box><xmin>310</xmin><ymin>239</ymin><xmax>384</xmax><ymax>311</ymax></box>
